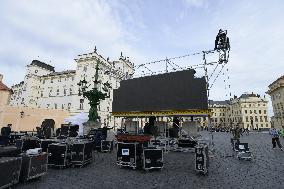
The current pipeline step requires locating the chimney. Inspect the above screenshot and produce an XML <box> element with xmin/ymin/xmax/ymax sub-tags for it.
<box><xmin>0</xmin><ymin>74</ymin><xmax>3</xmax><ymax>82</ymax></box>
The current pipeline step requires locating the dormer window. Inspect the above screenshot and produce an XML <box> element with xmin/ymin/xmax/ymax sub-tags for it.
<box><xmin>35</xmin><ymin>70</ymin><xmax>38</xmax><ymax>73</ymax></box>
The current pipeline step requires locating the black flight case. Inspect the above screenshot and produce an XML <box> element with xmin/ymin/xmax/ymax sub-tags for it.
<box><xmin>195</xmin><ymin>144</ymin><xmax>209</xmax><ymax>175</ymax></box>
<box><xmin>47</xmin><ymin>143</ymin><xmax>70</xmax><ymax>168</ymax></box>
<box><xmin>117</xmin><ymin>142</ymin><xmax>143</xmax><ymax>169</ymax></box>
<box><xmin>16</xmin><ymin>138</ymin><xmax>40</xmax><ymax>152</ymax></box>
<box><xmin>101</xmin><ymin>140</ymin><xmax>113</xmax><ymax>153</ymax></box>
<box><xmin>0</xmin><ymin>146</ymin><xmax>21</xmax><ymax>158</ymax></box>
<box><xmin>0</xmin><ymin>157</ymin><xmax>22</xmax><ymax>189</ymax></box>
<box><xmin>70</xmin><ymin>141</ymin><xmax>93</xmax><ymax>167</ymax></box>
<box><xmin>20</xmin><ymin>152</ymin><xmax>48</xmax><ymax>182</ymax></box>
<box><xmin>143</xmin><ymin>147</ymin><xmax>163</xmax><ymax>170</ymax></box>
<box><xmin>39</xmin><ymin>139</ymin><xmax>58</xmax><ymax>152</ymax></box>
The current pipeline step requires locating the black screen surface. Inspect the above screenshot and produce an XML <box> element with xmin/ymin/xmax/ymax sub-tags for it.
<box><xmin>112</xmin><ymin>69</ymin><xmax>208</xmax><ymax>112</ymax></box>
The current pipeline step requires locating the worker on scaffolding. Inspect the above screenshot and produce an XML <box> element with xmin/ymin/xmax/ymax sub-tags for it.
<box><xmin>215</xmin><ymin>29</ymin><xmax>230</xmax><ymax>51</ymax></box>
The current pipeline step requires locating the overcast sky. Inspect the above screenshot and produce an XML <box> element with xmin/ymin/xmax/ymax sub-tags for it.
<box><xmin>0</xmin><ymin>0</ymin><xmax>283</xmax><ymax>115</ymax></box>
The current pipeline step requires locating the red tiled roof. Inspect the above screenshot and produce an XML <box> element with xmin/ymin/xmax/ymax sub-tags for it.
<box><xmin>0</xmin><ymin>81</ymin><xmax>11</xmax><ymax>91</ymax></box>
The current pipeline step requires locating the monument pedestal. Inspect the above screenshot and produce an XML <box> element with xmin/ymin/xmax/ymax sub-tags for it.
<box><xmin>83</xmin><ymin>121</ymin><xmax>101</xmax><ymax>135</ymax></box>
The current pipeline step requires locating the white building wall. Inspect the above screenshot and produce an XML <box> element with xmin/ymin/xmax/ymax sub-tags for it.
<box><xmin>10</xmin><ymin>50</ymin><xmax>135</xmax><ymax>128</ymax></box>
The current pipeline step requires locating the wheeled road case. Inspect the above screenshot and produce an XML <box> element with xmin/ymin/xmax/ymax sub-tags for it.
<box><xmin>16</xmin><ymin>138</ymin><xmax>39</xmax><ymax>152</ymax></box>
<box><xmin>39</xmin><ymin>139</ymin><xmax>58</xmax><ymax>152</ymax></box>
<box><xmin>101</xmin><ymin>140</ymin><xmax>113</xmax><ymax>153</ymax></box>
<box><xmin>70</xmin><ymin>141</ymin><xmax>93</xmax><ymax>166</ymax></box>
<box><xmin>20</xmin><ymin>152</ymin><xmax>48</xmax><ymax>182</ymax></box>
<box><xmin>117</xmin><ymin>142</ymin><xmax>143</xmax><ymax>169</ymax></box>
<box><xmin>0</xmin><ymin>157</ymin><xmax>22</xmax><ymax>189</ymax></box>
<box><xmin>48</xmin><ymin>143</ymin><xmax>70</xmax><ymax>168</ymax></box>
<box><xmin>0</xmin><ymin>146</ymin><xmax>21</xmax><ymax>158</ymax></box>
<box><xmin>143</xmin><ymin>147</ymin><xmax>163</xmax><ymax>170</ymax></box>
<box><xmin>235</xmin><ymin>143</ymin><xmax>252</xmax><ymax>160</ymax></box>
<box><xmin>195</xmin><ymin>144</ymin><xmax>209</xmax><ymax>174</ymax></box>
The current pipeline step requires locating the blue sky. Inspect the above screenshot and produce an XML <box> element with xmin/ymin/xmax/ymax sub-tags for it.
<box><xmin>0</xmin><ymin>0</ymin><xmax>283</xmax><ymax>115</ymax></box>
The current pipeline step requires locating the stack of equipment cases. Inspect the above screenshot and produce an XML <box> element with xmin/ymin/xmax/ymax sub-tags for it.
<box><xmin>117</xmin><ymin>142</ymin><xmax>143</xmax><ymax>169</ymax></box>
<box><xmin>142</xmin><ymin>147</ymin><xmax>163</xmax><ymax>171</ymax></box>
<box><xmin>101</xmin><ymin>140</ymin><xmax>113</xmax><ymax>153</ymax></box>
<box><xmin>40</xmin><ymin>139</ymin><xmax>58</xmax><ymax>152</ymax></box>
<box><xmin>48</xmin><ymin>143</ymin><xmax>70</xmax><ymax>168</ymax></box>
<box><xmin>70</xmin><ymin>141</ymin><xmax>93</xmax><ymax>167</ymax></box>
<box><xmin>16</xmin><ymin>138</ymin><xmax>39</xmax><ymax>152</ymax></box>
<box><xmin>195</xmin><ymin>144</ymin><xmax>209</xmax><ymax>174</ymax></box>
<box><xmin>0</xmin><ymin>157</ymin><xmax>22</xmax><ymax>189</ymax></box>
<box><xmin>20</xmin><ymin>152</ymin><xmax>48</xmax><ymax>182</ymax></box>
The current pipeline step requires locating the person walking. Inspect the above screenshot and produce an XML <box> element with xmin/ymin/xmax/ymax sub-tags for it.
<box><xmin>269</xmin><ymin>126</ymin><xmax>283</xmax><ymax>150</ymax></box>
<box><xmin>280</xmin><ymin>126</ymin><xmax>284</xmax><ymax>138</ymax></box>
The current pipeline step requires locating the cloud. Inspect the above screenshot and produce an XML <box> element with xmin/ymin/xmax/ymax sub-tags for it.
<box><xmin>0</xmin><ymin>0</ymin><xmax>146</xmax><ymax>86</ymax></box>
<box><xmin>183</xmin><ymin>0</ymin><xmax>208</xmax><ymax>8</ymax></box>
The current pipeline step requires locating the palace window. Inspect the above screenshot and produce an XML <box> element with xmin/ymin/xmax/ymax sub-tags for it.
<box><xmin>64</xmin><ymin>89</ymin><xmax>66</xmax><ymax>96</ymax></box>
<box><xmin>245</xmin><ymin>110</ymin><xmax>247</xmax><ymax>114</ymax></box>
<box><xmin>79</xmin><ymin>99</ymin><xmax>84</xmax><ymax>110</ymax></box>
<box><xmin>57</xmin><ymin>89</ymin><xmax>60</xmax><ymax>96</ymax></box>
<box><xmin>260</xmin><ymin>116</ymin><xmax>263</xmax><ymax>122</ymax></box>
<box><xmin>54</xmin><ymin>103</ymin><xmax>57</xmax><ymax>109</ymax></box>
<box><xmin>68</xmin><ymin>103</ymin><xmax>71</xmax><ymax>110</ymax></box>
<box><xmin>62</xmin><ymin>104</ymin><xmax>64</xmax><ymax>109</ymax></box>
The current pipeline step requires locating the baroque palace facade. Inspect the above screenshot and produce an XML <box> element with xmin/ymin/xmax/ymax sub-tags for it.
<box><xmin>208</xmin><ymin>93</ymin><xmax>271</xmax><ymax>130</ymax></box>
<box><xmin>10</xmin><ymin>48</ymin><xmax>134</xmax><ymax>127</ymax></box>
<box><xmin>267</xmin><ymin>75</ymin><xmax>284</xmax><ymax>129</ymax></box>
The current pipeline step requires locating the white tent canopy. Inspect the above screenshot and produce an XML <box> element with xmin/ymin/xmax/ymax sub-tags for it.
<box><xmin>64</xmin><ymin>112</ymin><xmax>88</xmax><ymax>136</ymax></box>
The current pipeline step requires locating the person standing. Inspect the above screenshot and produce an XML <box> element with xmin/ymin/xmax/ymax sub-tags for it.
<box><xmin>102</xmin><ymin>125</ymin><xmax>113</xmax><ymax>140</ymax></box>
<box><xmin>269</xmin><ymin>126</ymin><xmax>283</xmax><ymax>150</ymax></box>
<box><xmin>232</xmin><ymin>126</ymin><xmax>241</xmax><ymax>143</ymax></box>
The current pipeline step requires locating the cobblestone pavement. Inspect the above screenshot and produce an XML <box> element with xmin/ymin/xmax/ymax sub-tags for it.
<box><xmin>15</xmin><ymin>132</ymin><xmax>284</xmax><ymax>189</ymax></box>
